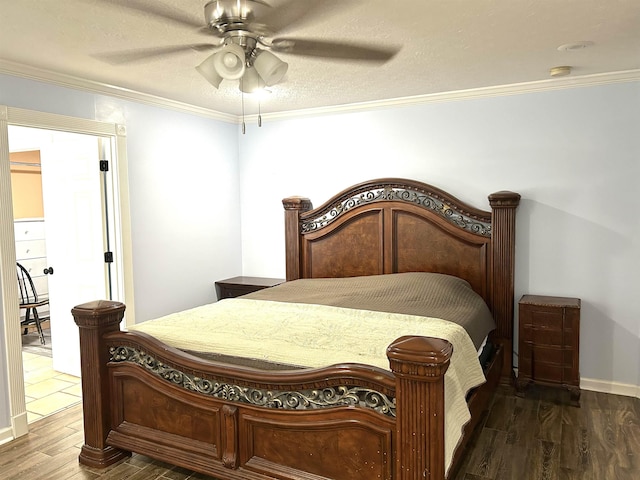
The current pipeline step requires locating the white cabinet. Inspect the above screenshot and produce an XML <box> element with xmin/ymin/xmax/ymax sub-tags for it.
<box><xmin>15</xmin><ymin>218</ymin><xmax>50</xmax><ymax>320</ymax></box>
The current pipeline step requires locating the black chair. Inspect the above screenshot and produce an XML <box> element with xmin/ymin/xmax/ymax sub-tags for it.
<box><xmin>16</xmin><ymin>262</ymin><xmax>49</xmax><ymax>345</ymax></box>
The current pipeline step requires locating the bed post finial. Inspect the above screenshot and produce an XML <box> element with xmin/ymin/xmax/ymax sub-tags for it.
<box><xmin>72</xmin><ymin>300</ymin><xmax>131</xmax><ymax>467</ymax></box>
<box><xmin>283</xmin><ymin>196</ymin><xmax>313</xmax><ymax>281</ymax></box>
<box><xmin>488</xmin><ymin>191</ymin><xmax>520</xmax><ymax>380</ymax></box>
<box><xmin>387</xmin><ymin>336</ymin><xmax>452</xmax><ymax>480</ymax></box>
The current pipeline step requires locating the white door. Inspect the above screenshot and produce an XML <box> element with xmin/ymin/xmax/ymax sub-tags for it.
<box><xmin>37</xmin><ymin>129</ymin><xmax>108</xmax><ymax>377</ymax></box>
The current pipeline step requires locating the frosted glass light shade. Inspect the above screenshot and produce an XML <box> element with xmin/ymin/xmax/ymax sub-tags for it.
<box><xmin>253</xmin><ymin>50</ymin><xmax>288</xmax><ymax>86</ymax></box>
<box><xmin>240</xmin><ymin>67</ymin><xmax>266</xmax><ymax>93</ymax></box>
<box><xmin>212</xmin><ymin>43</ymin><xmax>246</xmax><ymax>80</ymax></box>
<box><xmin>195</xmin><ymin>54</ymin><xmax>223</xmax><ymax>88</ymax></box>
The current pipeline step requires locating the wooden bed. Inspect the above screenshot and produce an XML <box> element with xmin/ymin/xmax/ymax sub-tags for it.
<box><xmin>73</xmin><ymin>178</ymin><xmax>520</xmax><ymax>480</ymax></box>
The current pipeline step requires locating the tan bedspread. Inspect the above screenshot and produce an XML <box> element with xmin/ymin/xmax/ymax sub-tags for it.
<box><xmin>244</xmin><ymin>272</ymin><xmax>495</xmax><ymax>349</ymax></box>
<box><xmin>129</xmin><ymin>277</ymin><xmax>490</xmax><ymax>473</ymax></box>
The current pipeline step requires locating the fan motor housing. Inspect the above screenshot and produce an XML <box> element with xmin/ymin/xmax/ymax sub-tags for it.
<box><xmin>204</xmin><ymin>0</ymin><xmax>270</xmax><ymax>34</ymax></box>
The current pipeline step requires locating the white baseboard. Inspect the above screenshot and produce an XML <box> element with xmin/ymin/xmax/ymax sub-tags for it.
<box><xmin>513</xmin><ymin>368</ymin><xmax>639</xmax><ymax>399</ymax></box>
<box><xmin>11</xmin><ymin>411</ymin><xmax>29</xmax><ymax>439</ymax></box>
<box><xmin>0</xmin><ymin>411</ymin><xmax>30</xmax><ymax>447</ymax></box>
<box><xmin>580</xmin><ymin>377</ymin><xmax>640</xmax><ymax>399</ymax></box>
<box><xmin>0</xmin><ymin>427</ymin><xmax>14</xmax><ymax>446</ymax></box>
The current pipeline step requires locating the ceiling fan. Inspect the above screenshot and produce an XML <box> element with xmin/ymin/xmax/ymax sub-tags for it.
<box><xmin>94</xmin><ymin>0</ymin><xmax>401</xmax><ymax>94</ymax></box>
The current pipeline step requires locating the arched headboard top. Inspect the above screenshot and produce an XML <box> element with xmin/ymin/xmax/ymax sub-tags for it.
<box><xmin>297</xmin><ymin>178</ymin><xmax>494</xmax><ymax>237</ymax></box>
<box><xmin>283</xmin><ymin>178</ymin><xmax>520</xmax><ymax>284</ymax></box>
<box><xmin>283</xmin><ymin>178</ymin><xmax>520</xmax><ymax>376</ymax></box>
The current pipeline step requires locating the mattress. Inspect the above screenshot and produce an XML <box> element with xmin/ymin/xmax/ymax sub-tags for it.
<box><xmin>242</xmin><ymin>272</ymin><xmax>495</xmax><ymax>350</ymax></box>
<box><xmin>129</xmin><ymin>272</ymin><xmax>496</xmax><ymax>473</ymax></box>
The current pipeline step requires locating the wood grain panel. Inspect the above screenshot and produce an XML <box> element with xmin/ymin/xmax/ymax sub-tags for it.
<box><xmin>113</xmin><ymin>375</ymin><xmax>221</xmax><ymax>449</ymax></box>
<box><xmin>391</xmin><ymin>208</ymin><xmax>488</xmax><ymax>299</ymax></box>
<box><xmin>303</xmin><ymin>209</ymin><xmax>383</xmax><ymax>278</ymax></box>
<box><xmin>240</xmin><ymin>411</ymin><xmax>393</xmax><ymax>480</ymax></box>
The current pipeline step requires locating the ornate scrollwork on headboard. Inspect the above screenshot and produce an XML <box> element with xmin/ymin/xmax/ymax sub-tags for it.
<box><xmin>301</xmin><ymin>183</ymin><xmax>492</xmax><ymax>237</ymax></box>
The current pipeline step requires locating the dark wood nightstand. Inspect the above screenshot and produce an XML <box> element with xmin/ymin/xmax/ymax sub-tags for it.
<box><xmin>215</xmin><ymin>276</ymin><xmax>285</xmax><ymax>299</ymax></box>
<box><xmin>516</xmin><ymin>294</ymin><xmax>581</xmax><ymax>405</ymax></box>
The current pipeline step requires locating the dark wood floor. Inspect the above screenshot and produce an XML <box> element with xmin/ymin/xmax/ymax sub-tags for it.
<box><xmin>451</xmin><ymin>385</ymin><xmax>640</xmax><ymax>480</ymax></box>
<box><xmin>1</xmin><ymin>384</ymin><xmax>638</xmax><ymax>479</ymax></box>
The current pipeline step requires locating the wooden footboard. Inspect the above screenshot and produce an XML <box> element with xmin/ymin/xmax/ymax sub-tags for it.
<box><xmin>73</xmin><ymin>301</ymin><xmax>454</xmax><ymax>480</ymax></box>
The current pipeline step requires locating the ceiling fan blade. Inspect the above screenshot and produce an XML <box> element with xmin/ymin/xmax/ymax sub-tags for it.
<box><xmin>97</xmin><ymin>0</ymin><xmax>204</xmax><ymax>29</ymax></box>
<box><xmin>92</xmin><ymin>44</ymin><xmax>222</xmax><ymax>65</ymax></box>
<box><xmin>269</xmin><ymin>38</ymin><xmax>400</xmax><ymax>62</ymax></box>
<box><xmin>252</xmin><ymin>0</ymin><xmax>357</xmax><ymax>35</ymax></box>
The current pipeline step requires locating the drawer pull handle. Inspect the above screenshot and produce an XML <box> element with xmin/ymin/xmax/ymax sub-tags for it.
<box><xmin>44</xmin><ymin>267</ymin><xmax>54</xmax><ymax>275</ymax></box>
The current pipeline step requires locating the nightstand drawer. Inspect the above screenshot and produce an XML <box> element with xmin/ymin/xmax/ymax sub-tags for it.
<box><xmin>519</xmin><ymin>358</ymin><xmax>574</xmax><ymax>384</ymax></box>
<box><xmin>520</xmin><ymin>343</ymin><xmax>574</xmax><ymax>366</ymax></box>
<box><xmin>215</xmin><ymin>276</ymin><xmax>285</xmax><ymax>300</ymax></box>
<box><xmin>521</xmin><ymin>305</ymin><xmax>564</xmax><ymax>326</ymax></box>
<box><xmin>521</xmin><ymin>324</ymin><xmax>575</xmax><ymax>348</ymax></box>
<box><xmin>218</xmin><ymin>284</ymin><xmax>265</xmax><ymax>299</ymax></box>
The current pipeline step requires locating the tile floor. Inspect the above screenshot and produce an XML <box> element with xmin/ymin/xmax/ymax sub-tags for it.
<box><xmin>22</xmin><ymin>351</ymin><xmax>82</xmax><ymax>424</ymax></box>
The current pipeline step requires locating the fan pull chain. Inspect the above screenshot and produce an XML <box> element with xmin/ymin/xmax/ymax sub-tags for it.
<box><xmin>241</xmin><ymin>90</ymin><xmax>246</xmax><ymax>134</ymax></box>
<box><xmin>258</xmin><ymin>98</ymin><xmax>262</xmax><ymax>127</ymax></box>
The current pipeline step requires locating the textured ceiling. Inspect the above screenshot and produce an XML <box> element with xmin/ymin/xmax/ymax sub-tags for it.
<box><xmin>1</xmin><ymin>0</ymin><xmax>639</xmax><ymax>118</ymax></box>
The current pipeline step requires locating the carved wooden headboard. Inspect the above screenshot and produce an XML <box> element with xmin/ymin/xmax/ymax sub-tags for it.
<box><xmin>282</xmin><ymin>178</ymin><xmax>520</xmax><ymax>375</ymax></box>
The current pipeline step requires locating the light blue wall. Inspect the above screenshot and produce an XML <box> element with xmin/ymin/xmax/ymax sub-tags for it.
<box><xmin>119</xmin><ymin>103</ymin><xmax>242</xmax><ymax>320</ymax></box>
<box><xmin>238</xmin><ymin>81</ymin><xmax>640</xmax><ymax>389</ymax></box>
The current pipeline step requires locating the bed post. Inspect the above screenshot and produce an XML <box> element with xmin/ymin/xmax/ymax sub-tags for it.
<box><xmin>282</xmin><ymin>196</ymin><xmax>312</xmax><ymax>281</ymax></box>
<box><xmin>72</xmin><ymin>300</ymin><xmax>130</xmax><ymax>467</ymax></box>
<box><xmin>488</xmin><ymin>191</ymin><xmax>520</xmax><ymax>381</ymax></box>
<box><xmin>387</xmin><ymin>336</ymin><xmax>452</xmax><ymax>480</ymax></box>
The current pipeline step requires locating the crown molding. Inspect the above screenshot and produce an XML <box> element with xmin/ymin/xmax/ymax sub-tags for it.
<box><xmin>0</xmin><ymin>59</ymin><xmax>237</xmax><ymax>124</ymax></box>
<box><xmin>2</xmin><ymin>59</ymin><xmax>639</xmax><ymax>124</ymax></box>
<box><xmin>260</xmin><ymin>69</ymin><xmax>640</xmax><ymax>121</ymax></box>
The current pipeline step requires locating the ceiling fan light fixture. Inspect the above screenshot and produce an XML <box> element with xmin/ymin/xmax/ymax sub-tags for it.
<box><xmin>253</xmin><ymin>50</ymin><xmax>288</xmax><ymax>86</ymax></box>
<box><xmin>212</xmin><ymin>43</ymin><xmax>247</xmax><ymax>80</ymax></box>
<box><xmin>240</xmin><ymin>66</ymin><xmax>266</xmax><ymax>93</ymax></box>
<box><xmin>196</xmin><ymin>54</ymin><xmax>224</xmax><ymax>88</ymax></box>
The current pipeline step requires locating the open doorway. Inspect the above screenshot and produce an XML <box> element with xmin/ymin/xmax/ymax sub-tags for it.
<box><xmin>0</xmin><ymin>106</ymin><xmax>133</xmax><ymax>439</ymax></box>
<box><xmin>10</xmin><ymin>127</ymin><xmax>111</xmax><ymax>375</ymax></box>
<box><xmin>9</xmin><ymin>126</ymin><xmax>112</xmax><ymax>422</ymax></box>
<box><xmin>10</xmin><ymin>149</ymin><xmax>51</xmax><ymax>352</ymax></box>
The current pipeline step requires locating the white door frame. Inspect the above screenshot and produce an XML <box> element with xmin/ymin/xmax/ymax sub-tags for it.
<box><xmin>0</xmin><ymin>105</ymin><xmax>135</xmax><ymax>440</ymax></box>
